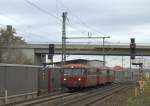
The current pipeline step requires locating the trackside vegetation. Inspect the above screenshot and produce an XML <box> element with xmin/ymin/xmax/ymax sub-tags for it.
<box><xmin>127</xmin><ymin>77</ymin><xmax>150</xmax><ymax>106</ymax></box>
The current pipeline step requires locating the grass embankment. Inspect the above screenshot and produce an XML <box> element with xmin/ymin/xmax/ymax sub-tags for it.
<box><xmin>127</xmin><ymin>79</ymin><xmax>150</xmax><ymax>106</ymax></box>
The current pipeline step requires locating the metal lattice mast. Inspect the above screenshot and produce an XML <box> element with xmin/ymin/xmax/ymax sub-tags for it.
<box><xmin>62</xmin><ymin>12</ymin><xmax>67</xmax><ymax>66</ymax></box>
<box><xmin>102</xmin><ymin>36</ymin><xmax>110</xmax><ymax>67</ymax></box>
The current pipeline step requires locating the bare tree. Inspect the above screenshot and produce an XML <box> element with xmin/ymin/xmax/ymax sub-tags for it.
<box><xmin>0</xmin><ymin>26</ymin><xmax>32</xmax><ymax>64</ymax></box>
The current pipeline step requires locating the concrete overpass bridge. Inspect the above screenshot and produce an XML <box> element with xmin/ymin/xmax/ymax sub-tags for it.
<box><xmin>1</xmin><ymin>43</ymin><xmax>150</xmax><ymax>65</ymax></box>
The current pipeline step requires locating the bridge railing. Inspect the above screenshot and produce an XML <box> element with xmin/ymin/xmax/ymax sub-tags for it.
<box><xmin>27</xmin><ymin>41</ymin><xmax>150</xmax><ymax>46</ymax></box>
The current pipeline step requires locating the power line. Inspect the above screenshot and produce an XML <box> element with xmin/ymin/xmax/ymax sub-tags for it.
<box><xmin>55</xmin><ymin>0</ymin><xmax>91</xmax><ymax>34</ymax></box>
<box><xmin>55</xmin><ymin>0</ymin><xmax>102</xmax><ymax>35</ymax></box>
<box><xmin>67</xmin><ymin>21</ymin><xmax>87</xmax><ymax>34</ymax></box>
<box><xmin>0</xmin><ymin>22</ymin><xmax>51</xmax><ymax>42</ymax></box>
<box><xmin>23</xmin><ymin>0</ymin><xmax>60</xmax><ymax>20</ymax></box>
<box><xmin>17</xmin><ymin>30</ymin><xmax>53</xmax><ymax>42</ymax></box>
<box><xmin>23</xmin><ymin>0</ymin><xmax>90</xmax><ymax>35</ymax></box>
<box><xmin>0</xmin><ymin>11</ymin><xmax>56</xmax><ymax>42</ymax></box>
<box><xmin>55</xmin><ymin>0</ymin><xmax>87</xmax><ymax>34</ymax></box>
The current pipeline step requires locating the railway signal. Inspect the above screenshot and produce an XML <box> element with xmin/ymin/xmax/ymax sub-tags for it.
<box><xmin>130</xmin><ymin>38</ymin><xmax>136</xmax><ymax>59</ymax></box>
<box><xmin>48</xmin><ymin>44</ymin><xmax>54</xmax><ymax>59</ymax></box>
<box><xmin>132</xmin><ymin>62</ymin><xmax>143</xmax><ymax>67</ymax></box>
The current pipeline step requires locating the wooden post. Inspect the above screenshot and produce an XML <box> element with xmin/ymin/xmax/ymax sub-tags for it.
<box><xmin>135</xmin><ymin>87</ymin><xmax>138</xmax><ymax>96</ymax></box>
<box><xmin>5</xmin><ymin>90</ymin><xmax>8</xmax><ymax>104</ymax></box>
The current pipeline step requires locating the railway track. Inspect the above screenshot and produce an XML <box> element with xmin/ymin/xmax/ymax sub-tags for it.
<box><xmin>2</xmin><ymin>83</ymin><xmax>128</xmax><ymax>106</ymax></box>
<box><xmin>3</xmin><ymin>87</ymin><xmax>94</xmax><ymax>106</ymax></box>
<box><xmin>2</xmin><ymin>92</ymin><xmax>73</xmax><ymax>106</ymax></box>
<box><xmin>80</xmin><ymin>86</ymin><xmax>128</xmax><ymax>106</ymax></box>
<box><xmin>58</xmin><ymin>84</ymin><xmax>130</xmax><ymax>106</ymax></box>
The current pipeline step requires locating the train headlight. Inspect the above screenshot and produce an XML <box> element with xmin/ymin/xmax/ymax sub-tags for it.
<box><xmin>78</xmin><ymin>78</ymin><xmax>81</xmax><ymax>81</ymax></box>
<box><xmin>64</xmin><ymin>78</ymin><xmax>67</xmax><ymax>81</ymax></box>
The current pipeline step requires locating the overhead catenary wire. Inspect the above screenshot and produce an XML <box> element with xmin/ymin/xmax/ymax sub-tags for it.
<box><xmin>0</xmin><ymin>23</ymin><xmax>51</xmax><ymax>42</ymax></box>
<box><xmin>55</xmin><ymin>0</ymin><xmax>103</xmax><ymax>35</ymax></box>
<box><xmin>55</xmin><ymin>0</ymin><xmax>91</xmax><ymax>34</ymax></box>
<box><xmin>0</xmin><ymin>11</ymin><xmax>56</xmax><ymax>42</ymax></box>
<box><xmin>23</xmin><ymin>0</ymin><xmax>60</xmax><ymax>20</ymax></box>
<box><xmin>17</xmin><ymin>30</ymin><xmax>54</xmax><ymax>42</ymax></box>
<box><xmin>23</xmin><ymin>0</ymin><xmax>91</xmax><ymax>35</ymax></box>
<box><xmin>66</xmin><ymin>20</ymin><xmax>87</xmax><ymax>34</ymax></box>
<box><xmin>0</xmin><ymin>25</ymin><xmax>50</xmax><ymax>42</ymax></box>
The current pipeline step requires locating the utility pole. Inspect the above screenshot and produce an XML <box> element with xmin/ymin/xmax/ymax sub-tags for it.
<box><xmin>61</xmin><ymin>12</ymin><xmax>67</xmax><ymax>105</ymax></box>
<box><xmin>122</xmin><ymin>56</ymin><xmax>124</xmax><ymax>70</ymax></box>
<box><xmin>130</xmin><ymin>58</ymin><xmax>132</xmax><ymax>80</ymax></box>
<box><xmin>102</xmin><ymin>36</ymin><xmax>110</xmax><ymax>67</ymax></box>
<box><xmin>130</xmin><ymin>38</ymin><xmax>136</xmax><ymax>80</ymax></box>
<box><xmin>62</xmin><ymin>12</ymin><xmax>67</xmax><ymax>66</ymax></box>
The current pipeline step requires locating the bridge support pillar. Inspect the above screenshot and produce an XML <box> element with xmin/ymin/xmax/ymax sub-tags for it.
<box><xmin>34</xmin><ymin>54</ymin><xmax>46</xmax><ymax>65</ymax></box>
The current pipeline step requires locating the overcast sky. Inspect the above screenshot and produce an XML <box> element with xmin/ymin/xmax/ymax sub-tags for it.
<box><xmin>0</xmin><ymin>0</ymin><xmax>150</xmax><ymax>43</ymax></box>
<box><xmin>0</xmin><ymin>0</ymin><xmax>150</xmax><ymax>67</ymax></box>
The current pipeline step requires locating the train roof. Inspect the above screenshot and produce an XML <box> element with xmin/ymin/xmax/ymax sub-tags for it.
<box><xmin>63</xmin><ymin>64</ymin><xmax>90</xmax><ymax>68</ymax></box>
<box><xmin>113</xmin><ymin>65</ymin><xmax>127</xmax><ymax>71</ymax></box>
<box><xmin>62</xmin><ymin>64</ymin><xmax>113</xmax><ymax>70</ymax></box>
<box><xmin>54</xmin><ymin>59</ymin><xmax>104</xmax><ymax>66</ymax></box>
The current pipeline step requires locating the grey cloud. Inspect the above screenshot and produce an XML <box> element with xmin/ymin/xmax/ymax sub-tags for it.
<box><xmin>0</xmin><ymin>0</ymin><xmax>150</xmax><ymax>43</ymax></box>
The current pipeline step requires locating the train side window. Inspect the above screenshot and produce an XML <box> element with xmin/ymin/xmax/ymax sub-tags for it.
<box><xmin>87</xmin><ymin>69</ymin><xmax>90</xmax><ymax>75</ymax></box>
<box><xmin>99</xmin><ymin>71</ymin><xmax>102</xmax><ymax>75</ymax></box>
<box><xmin>87</xmin><ymin>68</ymin><xmax>97</xmax><ymax>75</ymax></box>
<box><xmin>101</xmin><ymin>70</ymin><xmax>107</xmax><ymax>76</ymax></box>
<box><xmin>83</xmin><ymin>69</ymin><xmax>87</xmax><ymax>75</ymax></box>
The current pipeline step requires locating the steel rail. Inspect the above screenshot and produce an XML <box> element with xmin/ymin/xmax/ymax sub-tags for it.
<box><xmin>58</xmin><ymin>84</ymin><xmax>126</xmax><ymax>106</ymax></box>
<box><xmin>81</xmin><ymin>86</ymin><xmax>129</xmax><ymax>106</ymax></box>
<box><xmin>2</xmin><ymin>92</ymin><xmax>72</xmax><ymax>106</ymax></box>
<box><xmin>2</xmin><ymin>83</ymin><xmax>123</xmax><ymax>106</ymax></box>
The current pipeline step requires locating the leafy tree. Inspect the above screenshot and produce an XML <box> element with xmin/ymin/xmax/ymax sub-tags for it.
<box><xmin>0</xmin><ymin>26</ymin><xmax>32</xmax><ymax>64</ymax></box>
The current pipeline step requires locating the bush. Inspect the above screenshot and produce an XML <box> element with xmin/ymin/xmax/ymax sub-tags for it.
<box><xmin>127</xmin><ymin>78</ymin><xmax>150</xmax><ymax>106</ymax></box>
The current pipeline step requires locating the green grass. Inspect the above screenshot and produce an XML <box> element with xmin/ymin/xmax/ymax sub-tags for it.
<box><xmin>127</xmin><ymin>95</ymin><xmax>150</xmax><ymax>106</ymax></box>
<box><xmin>127</xmin><ymin>78</ymin><xmax>150</xmax><ymax>106</ymax></box>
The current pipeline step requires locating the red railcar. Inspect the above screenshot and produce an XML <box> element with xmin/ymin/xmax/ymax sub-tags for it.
<box><xmin>61</xmin><ymin>64</ymin><xmax>114</xmax><ymax>91</ymax></box>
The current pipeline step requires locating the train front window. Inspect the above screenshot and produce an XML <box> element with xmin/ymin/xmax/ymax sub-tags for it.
<box><xmin>64</xmin><ymin>69</ymin><xmax>84</xmax><ymax>76</ymax></box>
<box><xmin>64</xmin><ymin>69</ymin><xmax>72</xmax><ymax>75</ymax></box>
<box><xmin>72</xmin><ymin>69</ymin><xmax>83</xmax><ymax>75</ymax></box>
